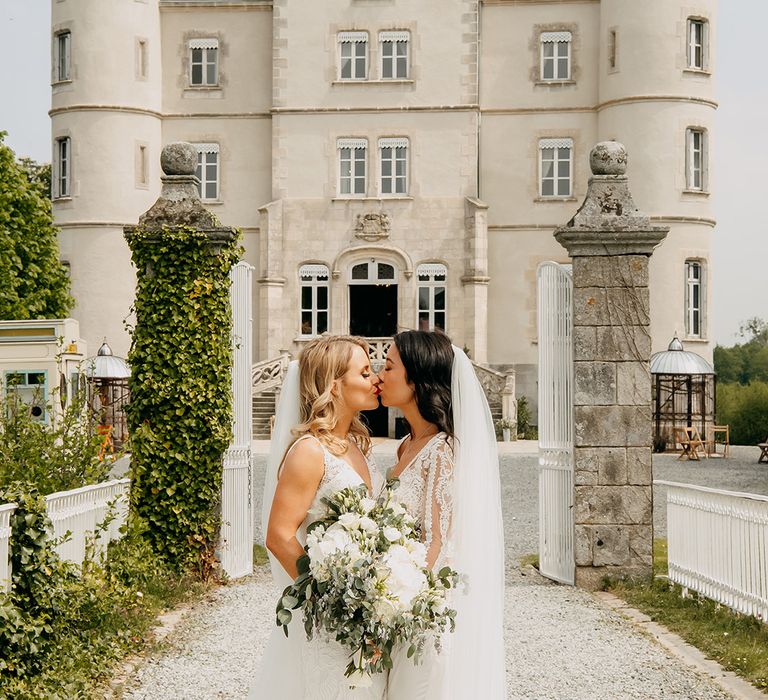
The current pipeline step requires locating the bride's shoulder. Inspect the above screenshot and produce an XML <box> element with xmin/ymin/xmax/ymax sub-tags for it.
<box><xmin>280</xmin><ymin>435</ymin><xmax>325</xmax><ymax>484</ymax></box>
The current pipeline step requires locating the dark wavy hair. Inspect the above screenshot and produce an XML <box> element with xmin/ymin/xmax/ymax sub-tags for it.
<box><xmin>393</xmin><ymin>330</ymin><xmax>454</xmax><ymax>438</ymax></box>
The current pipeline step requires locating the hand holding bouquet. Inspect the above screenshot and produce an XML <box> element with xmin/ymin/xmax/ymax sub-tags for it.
<box><xmin>275</xmin><ymin>482</ymin><xmax>459</xmax><ymax>684</ymax></box>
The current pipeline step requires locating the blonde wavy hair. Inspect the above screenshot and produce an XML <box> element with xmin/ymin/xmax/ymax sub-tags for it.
<box><xmin>293</xmin><ymin>335</ymin><xmax>372</xmax><ymax>456</ymax></box>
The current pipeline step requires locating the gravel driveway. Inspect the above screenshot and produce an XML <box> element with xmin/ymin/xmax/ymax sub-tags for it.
<box><xmin>119</xmin><ymin>443</ymin><xmax>762</xmax><ymax>699</ymax></box>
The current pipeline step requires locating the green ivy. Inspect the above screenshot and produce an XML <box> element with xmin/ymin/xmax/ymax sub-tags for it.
<box><xmin>126</xmin><ymin>226</ymin><xmax>240</xmax><ymax>573</ymax></box>
<box><xmin>0</xmin><ymin>485</ymin><xmax>60</xmax><ymax>679</ymax></box>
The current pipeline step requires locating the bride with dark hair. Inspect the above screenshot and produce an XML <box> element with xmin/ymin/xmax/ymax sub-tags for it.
<box><xmin>377</xmin><ymin>330</ymin><xmax>506</xmax><ymax>699</ymax></box>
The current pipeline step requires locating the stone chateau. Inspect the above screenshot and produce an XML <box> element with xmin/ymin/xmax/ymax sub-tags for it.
<box><xmin>49</xmin><ymin>0</ymin><xmax>716</xmax><ymax>423</ymax></box>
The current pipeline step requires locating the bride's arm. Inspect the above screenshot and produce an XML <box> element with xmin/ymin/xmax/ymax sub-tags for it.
<box><xmin>424</xmin><ymin>439</ymin><xmax>454</xmax><ymax>570</ymax></box>
<box><xmin>265</xmin><ymin>439</ymin><xmax>324</xmax><ymax>579</ymax></box>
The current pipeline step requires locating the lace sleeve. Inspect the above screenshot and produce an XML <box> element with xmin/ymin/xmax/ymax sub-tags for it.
<box><xmin>422</xmin><ymin>436</ymin><xmax>454</xmax><ymax>570</ymax></box>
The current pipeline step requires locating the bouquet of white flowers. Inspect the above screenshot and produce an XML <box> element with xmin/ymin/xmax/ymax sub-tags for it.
<box><xmin>275</xmin><ymin>481</ymin><xmax>459</xmax><ymax>685</ymax></box>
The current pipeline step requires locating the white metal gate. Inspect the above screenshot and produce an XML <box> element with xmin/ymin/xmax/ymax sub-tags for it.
<box><xmin>537</xmin><ymin>262</ymin><xmax>575</xmax><ymax>585</ymax></box>
<box><xmin>220</xmin><ymin>261</ymin><xmax>254</xmax><ymax>578</ymax></box>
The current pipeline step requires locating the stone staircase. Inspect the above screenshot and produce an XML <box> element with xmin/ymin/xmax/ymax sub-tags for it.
<box><xmin>252</xmin><ymin>389</ymin><xmax>277</xmax><ymax>439</ymax></box>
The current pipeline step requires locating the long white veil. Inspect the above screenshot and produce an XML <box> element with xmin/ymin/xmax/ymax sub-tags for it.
<box><xmin>261</xmin><ymin>359</ymin><xmax>300</xmax><ymax>589</ymax></box>
<box><xmin>254</xmin><ymin>359</ymin><xmax>304</xmax><ymax>699</ymax></box>
<box><xmin>445</xmin><ymin>346</ymin><xmax>506</xmax><ymax>697</ymax></box>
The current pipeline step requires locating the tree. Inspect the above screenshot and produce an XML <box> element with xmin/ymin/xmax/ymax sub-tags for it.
<box><xmin>714</xmin><ymin>317</ymin><xmax>768</xmax><ymax>385</ymax></box>
<box><xmin>0</xmin><ymin>132</ymin><xmax>72</xmax><ymax>320</ymax></box>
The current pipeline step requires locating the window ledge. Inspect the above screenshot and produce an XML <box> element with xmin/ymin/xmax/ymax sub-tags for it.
<box><xmin>53</xmin><ymin>196</ymin><xmax>73</xmax><ymax>202</ymax></box>
<box><xmin>534</xmin><ymin>196</ymin><xmax>577</xmax><ymax>203</ymax></box>
<box><xmin>332</xmin><ymin>195</ymin><xmax>413</xmax><ymax>202</ymax></box>
<box><xmin>52</xmin><ymin>79</ymin><xmax>73</xmax><ymax>87</ymax></box>
<box><xmin>683</xmin><ymin>68</ymin><xmax>711</xmax><ymax>76</ymax></box>
<box><xmin>682</xmin><ymin>189</ymin><xmax>710</xmax><ymax>197</ymax></box>
<box><xmin>534</xmin><ymin>79</ymin><xmax>576</xmax><ymax>87</ymax></box>
<box><xmin>201</xmin><ymin>199</ymin><xmax>223</xmax><ymax>205</ymax></box>
<box><xmin>683</xmin><ymin>336</ymin><xmax>709</xmax><ymax>343</ymax></box>
<box><xmin>332</xmin><ymin>79</ymin><xmax>414</xmax><ymax>86</ymax></box>
<box><xmin>294</xmin><ymin>336</ymin><xmax>321</xmax><ymax>343</ymax></box>
<box><xmin>183</xmin><ymin>87</ymin><xmax>223</xmax><ymax>98</ymax></box>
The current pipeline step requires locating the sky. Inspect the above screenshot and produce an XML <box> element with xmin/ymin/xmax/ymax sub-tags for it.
<box><xmin>1</xmin><ymin>3</ymin><xmax>766</xmax><ymax>348</ymax></box>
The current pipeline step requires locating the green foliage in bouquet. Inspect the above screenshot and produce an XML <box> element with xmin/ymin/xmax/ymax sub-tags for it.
<box><xmin>276</xmin><ymin>483</ymin><xmax>458</xmax><ymax>683</ymax></box>
<box><xmin>125</xmin><ymin>226</ymin><xmax>240</xmax><ymax>574</ymax></box>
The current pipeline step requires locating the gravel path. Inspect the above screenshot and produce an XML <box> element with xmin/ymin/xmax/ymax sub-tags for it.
<box><xmin>118</xmin><ymin>445</ymin><xmax>767</xmax><ymax>699</ymax></box>
<box><xmin>121</xmin><ymin>568</ymin><xmax>733</xmax><ymax>699</ymax></box>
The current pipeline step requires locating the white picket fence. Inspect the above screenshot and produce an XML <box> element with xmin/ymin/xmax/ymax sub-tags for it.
<box><xmin>0</xmin><ymin>479</ymin><xmax>130</xmax><ymax>593</ymax></box>
<box><xmin>657</xmin><ymin>480</ymin><xmax>768</xmax><ymax>621</ymax></box>
<box><xmin>0</xmin><ymin>502</ymin><xmax>16</xmax><ymax>593</ymax></box>
<box><xmin>45</xmin><ymin>479</ymin><xmax>130</xmax><ymax>566</ymax></box>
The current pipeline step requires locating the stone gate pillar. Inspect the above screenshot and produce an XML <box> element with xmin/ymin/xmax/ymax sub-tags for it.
<box><xmin>554</xmin><ymin>142</ymin><xmax>668</xmax><ymax>589</ymax></box>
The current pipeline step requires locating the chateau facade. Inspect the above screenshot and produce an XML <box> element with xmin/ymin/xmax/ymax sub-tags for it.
<box><xmin>50</xmin><ymin>0</ymin><xmax>716</xmax><ymax>405</ymax></box>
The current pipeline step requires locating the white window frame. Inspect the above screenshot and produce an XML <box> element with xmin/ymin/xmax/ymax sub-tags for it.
<box><xmin>685</xmin><ymin>128</ymin><xmax>707</xmax><ymax>192</ymax></box>
<box><xmin>685</xmin><ymin>260</ymin><xmax>704</xmax><ymax>338</ymax></box>
<box><xmin>193</xmin><ymin>143</ymin><xmax>220</xmax><ymax>201</ymax></box>
<box><xmin>338</xmin><ymin>32</ymin><xmax>368</xmax><ymax>80</ymax></box>
<box><xmin>4</xmin><ymin>370</ymin><xmax>49</xmax><ymax>424</ymax></box>
<box><xmin>416</xmin><ymin>263</ymin><xmax>447</xmax><ymax>332</ymax></box>
<box><xmin>380</xmin><ymin>31</ymin><xmax>409</xmax><ymax>79</ymax></box>
<box><xmin>538</xmin><ymin>138</ymin><xmax>573</xmax><ymax>198</ymax></box>
<box><xmin>378</xmin><ymin>138</ymin><xmax>408</xmax><ymax>196</ymax></box>
<box><xmin>687</xmin><ymin>18</ymin><xmax>708</xmax><ymax>70</ymax></box>
<box><xmin>299</xmin><ymin>264</ymin><xmax>330</xmax><ymax>337</ymax></box>
<box><xmin>56</xmin><ymin>30</ymin><xmax>71</xmax><ymax>82</ymax></box>
<box><xmin>55</xmin><ymin>136</ymin><xmax>71</xmax><ymax>198</ymax></box>
<box><xmin>348</xmin><ymin>261</ymin><xmax>397</xmax><ymax>284</ymax></box>
<box><xmin>540</xmin><ymin>31</ymin><xmax>572</xmax><ymax>81</ymax></box>
<box><xmin>337</xmin><ymin>138</ymin><xmax>368</xmax><ymax>196</ymax></box>
<box><xmin>189</xmin><ymin>38</ymin><xmax>218</xmax><ymax>86</ymax></box>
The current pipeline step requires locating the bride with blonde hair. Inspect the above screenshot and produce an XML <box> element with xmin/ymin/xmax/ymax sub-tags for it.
<box><xmin>254</xmin><ymin>335</ymin><xmax>386</xmax><ymax>700</ymax></box>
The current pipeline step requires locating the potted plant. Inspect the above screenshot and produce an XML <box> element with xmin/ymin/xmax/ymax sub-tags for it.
<box><xmin>495</xmin><ymin>418</ymin><xmax>516</xmax><ymax>442</ymax></box>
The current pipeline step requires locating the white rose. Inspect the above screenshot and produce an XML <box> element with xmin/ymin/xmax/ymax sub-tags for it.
<box><xmin>373</xmin><ymin>596</ymin><xmax>398</xmax><ymax>623</ymax></box>
<box><xmin>359</xmin><ymin>516</ymin><xmax>378</xmax><ymax>533</ymax></box>
<box><xmin>382</xmin><ymin>544</ymin><xmax>428</xmax><ymax>610</ymax></box>
<box><xmin>339</xmin><ymin>512</ymin><xmax>361</xmax><ymax>529</ymax></box>
<box><xmin>404</xmin><ymin>540</ymin><xmax>427</xmax><ymax>568</ymax></box>
<box><xmin>389</xmin><ymin>502</ymin><xmax>405</xmax><ymax>516</ymax></box>
<box><xmin>383</xmin><ymin>527</ymin><xmax>402</xmax><ymax>543</ymax></box>
<box><xmin>360</xmin><ymin>497</ymin><xmax>376</xmax><ymax>514</ymax></box>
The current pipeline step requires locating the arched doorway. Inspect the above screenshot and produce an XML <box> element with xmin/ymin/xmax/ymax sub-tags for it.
<box><xmin>348</xmin><ymin>260</ymin><xmax>398</xmax><ymax>337</ymax></box>
<box><xmin>348</xmin><ymin>259</ymin><xmax>397</xmax><ymax>437</ymax></box>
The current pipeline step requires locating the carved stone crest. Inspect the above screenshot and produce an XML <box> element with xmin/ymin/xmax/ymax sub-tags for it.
<box><xmin>354</xmin><ymin>212</ymin><xmax>391</xmax><ymax>241</ymax></box>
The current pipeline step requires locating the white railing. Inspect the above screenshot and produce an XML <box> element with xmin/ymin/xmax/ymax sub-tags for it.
<box><xmin>45</xmin><ymin>479</ymin><xmax>130</xmax><ymax>566</ymax></box>
<box><xmin>252</xmin><ymin>353</ymin><xmax>291</xmax><ymax>395</ymax></box>
<box><xmin>365</xmin><ymin>337</ymin><xmax>394</xmax><ymax>372</ymax></box>
<box><xmin>0</xmin><ymin>503</ymin><xmax>16</xmax><ymax>593</ymax></box>
<box><xmin>657</xmin><ymin>480</ymin><xmax>768</xmax><ymax>621</ymax></box>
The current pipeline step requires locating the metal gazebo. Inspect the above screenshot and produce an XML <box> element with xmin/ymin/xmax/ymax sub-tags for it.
<box><xmin>81</xmin><ymin>341</ymin><xmax>131</xmax><ymax>452</ymax></box>
<box><xmin>651</xmin><ymin>335</ymin><xmax>716</xmax><ymax>452</ymax></box>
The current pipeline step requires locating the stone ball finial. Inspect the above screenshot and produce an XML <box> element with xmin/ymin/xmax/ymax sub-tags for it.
<box><xmin>589</xmin><ymin>141</ymin><xmax>627</xmax><ymax>176</ymax></box>
<box><xmin>160</xmin><ymin>142</ymin><xmax>198</xmax><ymax>176</ymax></box>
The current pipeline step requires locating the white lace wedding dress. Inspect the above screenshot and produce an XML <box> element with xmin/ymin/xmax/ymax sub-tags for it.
<box><xmin>387</xmin><ymin>433</ymin><xmax>454</xmax><ymax>700</ymax></box>
<box><xmin>253</xmin><ymin>436</ymin><xmax>387</xmax><ymax>700</ymax></box>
